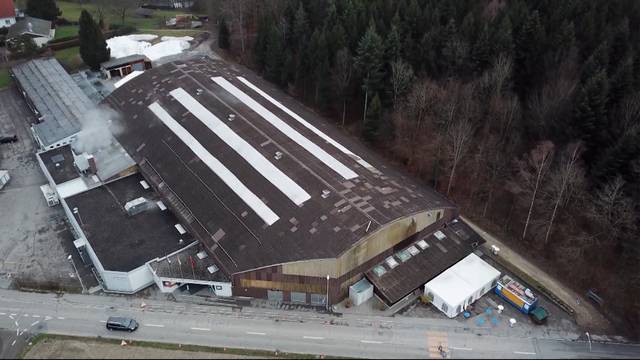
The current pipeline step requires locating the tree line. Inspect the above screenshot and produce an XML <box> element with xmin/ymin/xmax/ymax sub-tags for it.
<box><xmin>216</xmin><ymin>0</ymin><xmax>639</xmax><ymax>336</ymax></box>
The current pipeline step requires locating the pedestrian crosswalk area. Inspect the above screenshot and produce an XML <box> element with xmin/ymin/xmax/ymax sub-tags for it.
<box><xmin>426</xmin><ymin>331</ymin><xmax>449</xmax><ymax>358</ymax></box>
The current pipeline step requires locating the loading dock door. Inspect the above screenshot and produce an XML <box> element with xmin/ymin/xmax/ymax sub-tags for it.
<box><xmin>267</xmin><ymin>290</ymin><xmax>283</xmax><ymax>302</ymax></box>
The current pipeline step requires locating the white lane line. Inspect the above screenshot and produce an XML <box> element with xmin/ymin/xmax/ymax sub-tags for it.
<box><xmin>213</xmin><ymin>76</ymin><xmax>358</xmax><ymax>180</ymax></box>
<box><xmin>31</xmin><ymin>314</ymin><xmax>40</xmax><ymax>318</ymax></box>
<box><xmin>15</xmin><ymin>328</ymin><xmax>19</xmax><ymax>336</ymax></box>
<box><xmin>0</xmin><ymin>312</ymin><xmax>6</xmax><ymax>315</ymax></box>
<box><xmin>190</xmin><ymin>327</ymin><xmax>211</xmax><ymax>331</ymax></box>
<box><xmin>30</xmin><ymin>321</ymin><xmax>39</xmax><ymax>327</ymax></box>
<box><xmin>99</xmin><ymin>320</ymin><xmax>107</xmax><ymax>323</ymax></box>
<box><xmin>23</xmin><ymin>314</ymin><xmax>29</xmax><ymax>317</ymax></box>
<box><xmin>303</xmin><ymin>336</ymin><xmax>324</xmax><ymax>340</ymax></box>
<box><xmin>451</xmin><ymin>346</ymin><xmax>472</xmax><ymax>351</ymax></box>
<box><xmin>170</xmin><ymin>88</ymin><xmax>311</xmax><ymax>206</ymax></box>
<box><xmin>57</xmin><ymin>317</ymin><xmax>65</xmax><ymax>320</ymax></box>
<box><xmin>144</xmin><ymin>324</ymin><xmax>165</xmax><ymax>328</ymax></box>
<box><xmin>246</xmin><ymin>331</ymin><xmax>266</xmax><ymax>336</ymax></box>
<box><xmin>11</xmin><ymin>339</ymin><xmax>16</xmax><ymax>346</ymax></box>
<box><xmin>14</xmin><ymin>321</ymin><xmax>18</xmax><ymax>327</ymax></box>
<box><xmin>514</xmin><ymin>351</ymin><xmax>536</xmax><ymax>355</ymax></box>
<box><xmin>360</xmin><ymin>340</ymin><xmax>383</xmax><ymax>344</ymax></box>
<box><xmin>148</xmin><ymin>102</ymin><xmax>279</xmax><ymax>225</ymax></box>
<box><xmin>237</xmin><ymin>76</ymin><xmax>380</xmax><ymax>175</ymax></box>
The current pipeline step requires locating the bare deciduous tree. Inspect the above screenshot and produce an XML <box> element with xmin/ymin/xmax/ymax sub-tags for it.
<box><xmin>222</xmin><ymin>0</ymin><xmax>249</xmax><ymax>53</ymax></box>
<box><xmin>332</xmin><ymin>48</ymin><xmax>352</xmax><ymax>127</ymax></box>
<box><xmin>588</xmin><ymin>176</ymin><xmax>637</xmax><ymax>246</ymax></box>
<box><xmin>390</xmin><ymin>59</ymin><xmax>414</xmax><ymax>109</ymax></box>
<box><xmin>542</xmin><ymin>142</ymin><xmax>585</xmax><ymax>244</ymax></box>
<box><xmin>515</xmin><ymin>141</ymin><xmax>555</xmax><ymax>241</ymax></box>
<box><xmin>445</xmin><ymin>117</ymin><xmax>474</xmax><ymax>195</ymax></box>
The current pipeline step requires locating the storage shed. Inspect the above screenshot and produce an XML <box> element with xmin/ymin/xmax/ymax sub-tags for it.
<box><xmin>424</xmin><ymin>253</ymin><xmax>500</xmax><ymax>318</ymax></box>
<box><xmin>349</xmin><ymin>278</ymin><xmax>373</xmax><ymax>306</ymax></box>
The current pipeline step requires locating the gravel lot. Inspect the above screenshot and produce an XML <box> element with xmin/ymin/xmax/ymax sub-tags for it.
<box><xmin>0</xmin><ymin>86</ymin><xmax>78</xmax><ymax>290</ymax></box>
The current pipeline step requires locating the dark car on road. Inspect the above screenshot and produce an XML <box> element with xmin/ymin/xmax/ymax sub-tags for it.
<box><xmin>0</xmin><ymin>135</ymin><xmax>18</xmax><ymax>144</ymax></box>
<box><xmin>106</xmin><ymin>316</ymin><xmax>138</xmax><ymax>332</ymax></box>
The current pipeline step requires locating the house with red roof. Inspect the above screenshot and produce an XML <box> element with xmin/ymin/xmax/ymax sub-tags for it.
<box><xmin>0</xmin><ymin>0</ymin><xmax>16</xmax><ymax>28</ymax></box>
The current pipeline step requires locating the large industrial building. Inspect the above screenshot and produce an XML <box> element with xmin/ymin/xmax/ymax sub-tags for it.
<box><xmin>15</xmin><ymin>56</ymin><xmax>485</xmax><ymax>307</ymax></box>
<box><xmin>101</xmin><ymin>57</ymin><xmax>483</xmax><ymax>305</ymax></box>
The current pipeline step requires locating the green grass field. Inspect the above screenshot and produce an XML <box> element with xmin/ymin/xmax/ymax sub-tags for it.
<box><xmin>54</xmin><ymin>46</ymin><xmax>83</xmax><ymax>70</ymax></box>
<box><xmin>54</xmin><ymin>25</ymin><xmax>79</xmax><ymax>39</ymax></box>
<box><xmin>0</xmin><ymin>67</ymin><xmax>10</xmax><ymax>89</ymax></box>
<box><xmin>57</xmin><ymin>1</ymin><xmax>198</xmax><ymax>30</ymax></box>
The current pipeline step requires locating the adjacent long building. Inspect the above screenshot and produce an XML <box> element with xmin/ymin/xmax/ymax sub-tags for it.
<box><xmin>101</xmin><ymin>57</ymin><xmax>481</xmax><ymax>306</ymax></box>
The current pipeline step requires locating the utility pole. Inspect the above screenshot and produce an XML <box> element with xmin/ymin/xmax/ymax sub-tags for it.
<box><xmin>326</xmin><ymin>275</ymin><xmax>330</xmax><ymax>312</ymax></box>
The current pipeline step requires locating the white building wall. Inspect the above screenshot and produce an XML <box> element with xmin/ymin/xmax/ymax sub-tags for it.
<box><xmin>0</xmin><ymin>16</ymin><xmax>15</xmax><ymax>28</ymax></box>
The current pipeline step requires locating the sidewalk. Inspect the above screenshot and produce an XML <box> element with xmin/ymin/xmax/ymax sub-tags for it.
<box><xmin>461</xmin><ymin>216</ymin><xmax>612</xmax><ymax>333</ymax></box>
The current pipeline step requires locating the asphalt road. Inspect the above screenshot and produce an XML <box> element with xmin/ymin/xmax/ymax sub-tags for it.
<box><xmin>0</xmin><ymin>290</ymin><xmax>637</xmax><ymax>359</ymax></box>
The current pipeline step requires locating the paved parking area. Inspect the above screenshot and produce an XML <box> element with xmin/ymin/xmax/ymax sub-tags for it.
<box><xmin>0</xmin><ymin>86</ymin><xmax>78</xmax><ymax>291</ymax></box>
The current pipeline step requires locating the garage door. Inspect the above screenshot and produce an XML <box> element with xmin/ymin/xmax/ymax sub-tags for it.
<box><xmin>267</xmin><ymin>290</ymin><xmax>283</xmax><ymax>302</ymax></box>
<box><xmin>290</xmin><ymin>292</ymin><xmax>306</xmax><ymax>304</ymax></box>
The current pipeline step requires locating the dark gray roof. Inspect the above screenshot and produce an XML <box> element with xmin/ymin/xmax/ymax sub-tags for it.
<box><xmin>65</xmin><ymin>173</ymin><xmax>195</xmax><ymax>272</ymax></box>
<box><xmin>101</xmin><ymin>55</ymin><xmax>150</xmax><ymax>70</ymax></box>
<box><xmin>8</xmin><ymin>16</ymin><xmax>51</xmax><ymax>38</ymax></box>
<box><xmin>365</xmin><ymin>219</ymin><xmax>484</xmax><ymax>304</ymax></box>
<box><xmin>103</xmin><ymin>58</ymin><xmax>456</xmax><ymax>275</ymax></box>
<box><xmin>149</xmin><ymin>242</ymin><xmax>229</xmax><ymax>282</ymax></box>
<box><xmin>38</xmin><ymin>145</ymin><xmax>78</xmax><ymax>184</ymax></box>
<box><xmin>12</xmin><ymin>58</ymin><xmax>93</xmax><ymax>147</ymax></box>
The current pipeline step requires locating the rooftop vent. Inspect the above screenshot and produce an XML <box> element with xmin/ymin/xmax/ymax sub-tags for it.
<box><xmin>207</xmin><ymin>265</ymin><xmax>219</xmax><ymax>274</ymax></box>
<box><xmin>175</xmin><ymin>223</ymin><xmax>187</xmax><ymax>235</ymax></box>
<box><xmin>321</xmin><ymin>189</ymin><xmax>330</xmax><ymax>199</ymax></box>
<box><xmin>140</xmin><ymin>180</ymin><xmax>150</xmax><ymax>190</ymax></box>
<box><xmin>156</xmin><ymin>200</ymin><xmax>167</xmax><ymax>211</ymax></box>
<box><xmin>228</xmin><ymin>114</ymin><xmax>235</xmax><ymax>121</ymax></box>
<box><xmin>434</xmin><ymin>230</ymin><xmax>446</xmax><ymax>240</ymax></box>
<box><xmin>274</xmin><ymin>151</ymin><xmax>283</xmax><ymax>160</ymax></box>
<box><xmin>196</xmin><ymin>88</ymin><xmax>203</xmax><ymax>95</ymax></box>
<box><xmin>196</xmin><ymin>251</ymin><xmax>208</xmax><ymax>259</ymax></box>
<box><xmin>124</xmin><ymin>197</ymin><xmax>152</xmax><ymax>216</ymax></box>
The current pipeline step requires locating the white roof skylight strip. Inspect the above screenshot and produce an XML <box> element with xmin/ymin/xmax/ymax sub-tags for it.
<box><xmin>148</xmin><ymin>102</ymin><xmax>279</xmax><ymax>225</ymax></box>
<box><xmin>170</xmin><ymin>88</ymin><xmax>311</xmax><ymax>206</ymax></box>
<box><xmin>236</xmin><ymin>76</ymin><xmax>380</xmax><ymax>174</ymax></box>
<box><xmin>212</xmin><ymin>77</ymin><xmax>358</xmax><ymax>180</ymax></box>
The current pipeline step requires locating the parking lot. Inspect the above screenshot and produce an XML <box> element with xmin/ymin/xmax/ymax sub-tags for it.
<box><xmin>0</xmin><ymin>86</ymin><xmax>79</xmax><ymax>291</ymax></box>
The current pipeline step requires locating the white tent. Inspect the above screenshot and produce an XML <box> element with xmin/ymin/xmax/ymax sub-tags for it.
<box><xmin>424</xmin><ymin>253</ymin><xmax>500</xmax><ymax>318</ymax></box>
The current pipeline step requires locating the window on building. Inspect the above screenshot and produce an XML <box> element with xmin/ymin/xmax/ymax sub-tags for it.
<box><xmin>310</xmin><ymin>293</ymin><xmax>326</xmax><ymax>305</ymax></box>
<box><xmin>290</xmin><ymin>291</ymin><xmax>306</xmax><ymax>304</ymax></box>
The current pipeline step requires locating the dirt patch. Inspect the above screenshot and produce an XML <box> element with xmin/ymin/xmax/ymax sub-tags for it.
<box><xmin>24</xmin><ymin>338</ymin><xmax>266</xmax><ymax>359</ymax></box>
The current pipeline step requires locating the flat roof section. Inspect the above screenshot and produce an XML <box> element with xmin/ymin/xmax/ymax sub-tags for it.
<box><xmin>65</xmin><ymin>173</ymin><xmax>193</xmax><ymax>272</ymax></box>
<box><xmin>365</xmin><ymin>219</ymin><xmax>485</xmax><ymax>304</ymax></box>
<box><xmin>149</xmin><ymin>242</ymin><xmax>229</xmax><ymax>283</ymax></box>
<box><xmin>38</xmin><ymin>145</ymin><xmax>78</xmax><ymax>184</ymax></box>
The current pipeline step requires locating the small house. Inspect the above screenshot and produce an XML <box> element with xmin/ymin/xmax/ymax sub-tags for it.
<box><xmin>0</xmin><ymin>0</ymin><xmax>16</xmax><ymax>28</ymax></box>
<box><xmin>101</xmin><ymin>55</ymin><xmax>152</xmax><ymax>79</ymax></box>
<box><xmin>7</xmin><ymin>16</ymin><xmax>54</xmax><ymax>47</ymax></box>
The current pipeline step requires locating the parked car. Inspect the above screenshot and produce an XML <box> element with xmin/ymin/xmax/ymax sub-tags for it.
<box><xmin>106</xmin><ymin>316</ymin><xmax>138</xmax><ymax>332</ymax></box>
<box><xmin>0</xmin><ymin>135</ymin><xmax>18</xmax><ymax>144</ymax></box>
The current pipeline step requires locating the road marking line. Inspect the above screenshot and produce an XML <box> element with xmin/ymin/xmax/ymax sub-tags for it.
<box><xmin>451</xmin><ymin>346</ymin><xmax>472</xmax><ymax>351</ymax></box>
<box><xmin>57</xmin><ymin>317</ymin><xmax>65</xmax><ymax>320</ymax></box>
<box><xmin>303</xmin><ymin>336</ymin><xmax>324</xmax><ymax>340</ymax></box>
<box><xmin>11</xmin><ymin>340</ymin><xmax>16</xmax><ymax>346</ymax></box>
<box><xmin>99</xmin><ymin>320</ymin><xmax>107</xmax><ymax>323</ymax></box>
<box><xmin>23</xmin><ymin>314</ymin><xmax>29</xmax><ymax>317</ymax></box>
<box><xmin>14</xmin><ymin>321</ymin><xmax>18</xmax><ymax>327</ymax></box>
<box><xmin>144</xmin><ymin>324</ymin><xmax>165</xmax><ymax>327</ymax></box>
<box><xmin>191</xmin><ymin>327</ymin><xmax>211</xmax><ymax>331</ymax></box>
<box><xmin>19</xmin><ymin>330</ymin><xmax>25</xmax><ymax>336</ymax></box>
<box><xmin>360</xmin><ymin>340</ymin><xmax>383</xmax><ymax>344</ymax></box>
<box><xmin>246</xmin><ymin>331</ymin><xmax>266</xmax><ymax>336</ymax></box>
<box><xmin>514</xmin><ymin>351</ymin><xmax>536</xmax><ymax>355</ymax></box>
<box><xmin>32</xmin><ymin>314</ymin><xmax>40</xmax><ymax>318</ymax></box>
<box><xmin>0</xmin><ymin>312</ymin><xmax>6</xmax><ymax>315</ymax></box>
<box><xmin>16</xmin><ymin>328</ymin><xmax>19</xmax><ymax>336</ymax></box>
<box><xmin>30</xmin><ymin>321</ymin><xmax>39</xmax><ymax>327</ymax></box>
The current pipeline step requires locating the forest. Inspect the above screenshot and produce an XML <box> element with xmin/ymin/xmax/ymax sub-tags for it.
<box><xmin>216</xmin><ymin>0</ymin><xmax>640</xmax><ymax>337</ymax></box>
